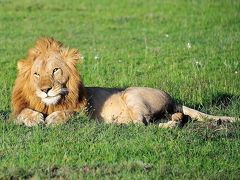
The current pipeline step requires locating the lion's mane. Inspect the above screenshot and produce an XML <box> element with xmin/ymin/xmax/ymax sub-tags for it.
<box><xmin>11</xmin><ymin>38</ymin><xmax>87</xmax><ymax>117</ymax></box>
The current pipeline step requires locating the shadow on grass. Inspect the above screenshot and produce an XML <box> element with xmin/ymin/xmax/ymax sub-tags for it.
<box><xmin>0</xmin><ymin>161</ymin><xmax>155</xmax><ymax>179</ymax></box>
<box><xmin>210</xmin><ymin>93</ymin><xmax>239</xmax><ymax>108</ymax></box>
<box><xmin>0</xmin><ymin>110</ymin><xmax>10</xmax><ymax>121</ymax></box>
<box><xmin>175</xmin><ymin>92</ymin><xmax>239</xmax><ymax>110</ymax></box>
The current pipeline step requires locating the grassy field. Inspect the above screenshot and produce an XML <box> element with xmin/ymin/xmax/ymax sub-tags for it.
<box><xmin>0</xmin><ymin>0</ymin><xmax>240</xmax><ymax>179</ymax></box>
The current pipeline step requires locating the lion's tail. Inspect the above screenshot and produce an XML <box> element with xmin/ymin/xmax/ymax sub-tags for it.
<box><xmin>176</xmin><ymin>105</ymin><xmax>237</xmax><ymax>123</ymax></box>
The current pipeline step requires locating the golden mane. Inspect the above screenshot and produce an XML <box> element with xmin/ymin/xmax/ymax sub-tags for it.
<box><xmin>11</xmin><ymin>38</ymin><xmax>87</xmax><ymax>117</ymax></box>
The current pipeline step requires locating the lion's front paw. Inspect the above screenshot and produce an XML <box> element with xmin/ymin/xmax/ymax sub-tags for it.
<box><xmin>159</xmin><ymin>120</ymin><xmax>180</xmax><ymax>128</ymax></box>
<box><xmin>45</xmin><ymin>111</ymin><xmax>68</xmax><ymax>126</ymax></box>
<box><xmin>17</xmin><ymin>109</ymin><xmax>44</xmax><ymax>127</ymax></box>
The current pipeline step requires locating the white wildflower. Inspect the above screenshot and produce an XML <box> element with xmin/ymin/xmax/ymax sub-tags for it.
<box><xmin>235</xmin><ymin>71</ymin><xmax>238</xmax><ymax>74</ymax></box>
<box><xmin>165</xmin><ymin>34</ymin><xmax>169</xmax><ymax>38</ymax></box>
<box><xmin>193</xmin><ymin>58</ymin><xmax>202</xmax><ymax>67</ymax></box>
<box><xmin>81</xmin><ymin>56</ymin><xmax>84</xmax><ymax>61</ymax></box>
<box><xmin>187</xmin><ymin>42</ymin><xmax>191</xmax><ymax>49</ymax></box>
<box><xmin>94</xmin><ymin>55</ymin><xmax>100</xmax><ymax>60</ymax></box>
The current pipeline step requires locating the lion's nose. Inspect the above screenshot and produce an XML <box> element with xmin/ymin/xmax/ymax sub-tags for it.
<box><xmin>41</xmin><ymin>87</ymin><xmax>52</xmax><ymax>94</ymax></box>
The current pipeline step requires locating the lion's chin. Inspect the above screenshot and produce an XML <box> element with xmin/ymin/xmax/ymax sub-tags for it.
<box><xmin>42</xmin><ymin>95</ymin><xmax>61</xmax><ymax>105</ymax></box>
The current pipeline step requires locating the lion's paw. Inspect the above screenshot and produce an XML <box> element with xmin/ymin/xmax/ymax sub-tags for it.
<box><xmin>171</xmin><ymin>112</ymin><xmax>184</xmax><ymax>122</ymax></box>
<box><xmin>159</xmin><ymin>121</ymin><xmax>179</xmax><ymax>128</ymax></box>
<box><xmin>17</xmin><ymin>109</ymin><xmax>44</xmax><ymax>127</ymax></box>
<box><xmin>45</xmin><ymin>111</ymin><xmax>67</xmax><ymax>126</ymax></box>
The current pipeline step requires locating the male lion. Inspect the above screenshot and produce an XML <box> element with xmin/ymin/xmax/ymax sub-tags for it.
<box><xmin>11</xmin><ymin>38</ymin><xmax>236</xmax><ymax>127</ymax></box>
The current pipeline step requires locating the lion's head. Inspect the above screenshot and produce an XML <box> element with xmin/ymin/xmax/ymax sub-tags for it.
<box><xmin>11</xmin><ymin>38</ymin><xmax>87</xmax><ymax>116</ymax></box>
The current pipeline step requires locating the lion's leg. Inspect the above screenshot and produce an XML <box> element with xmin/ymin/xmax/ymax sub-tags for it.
<box><xmin>159</xmin><ymin>121</ymin><xmax>179</xmax><ymax>128</ymax></box>
<box><xmin>128</xmin><ymin>108</ymin><xmax>150</xmax><ymax>125</ymax></box>
<box><xmin>45</xmin><ymin>110</ymin><xmax>76</xmax><ymax>126</ymax></box>
<box><xmin>180</xmin><ymin>105</ymin><xmax>236</xmax><ymax>123</ymax></box>
<box><xmin>171</xmin><ymin>112</ymin><xmax>184</xmax><ymax>122</ymax></box>
<box><xmin>121</xmin><ymin>93</ymin><xmax>151</xmax><ymax>125</ymax></box>
<box><xmin>15</xmin><ymin>108</ymin><xmax>44</xmax><ymax>127</ymax></box>
<box><xmin>122</xmin><ymin>97</ymin><xmax>151</xmax><ymax>125</ymax></box>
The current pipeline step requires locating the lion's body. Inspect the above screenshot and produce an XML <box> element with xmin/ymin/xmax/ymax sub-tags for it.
<box><xmin>87</xmin><ymin>87</ymin><xmax>175</xmax><ymax>124</ymax></box>
<box><xmin>11</xmin><ymin>38</ymin><xmax>236</xmax><ymax>127</ymax></box>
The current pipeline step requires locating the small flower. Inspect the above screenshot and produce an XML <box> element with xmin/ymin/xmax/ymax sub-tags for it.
<box><xmin>165</xmin><ymin>34</ymin><xmax>169</xmax><ymax>38</ymax></box>
<box><xmin>193</xmin><ymin>58</ymin><xmax>202</xmax><ymax>68</ymax></box>
<box><xmin>94</xmin><ymin>55</ymin><xmax>100</xmax><ymax>60</ymax></box>
<box><xmin>195</xmin><ymin>61</ymin><xmax>202</xmax><ymax>68</ymax></box>
<box><xmin>235</xmin><ymin>71</ymin><xmax>238</xmax><ymax>74</ymax></box>
<box><xmin>187</xmin><ymin>42</ymin><xmax>191</xmax><ymax>49</ymax></box>
<box><xmin>81</xmin><ymin>56</ymin><xmax>85</xmax><ymax>61</ymax></box>
<box><xmin>118</xmin><ymin>60</ymin><xmax>122</xmax><ymax>63</ymax></box>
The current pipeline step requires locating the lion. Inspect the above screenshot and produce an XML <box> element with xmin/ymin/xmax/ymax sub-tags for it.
<box><xmin>10</xmin><ymin>38</ymin><xmax>237</xmax><ymax>127</ymax></box>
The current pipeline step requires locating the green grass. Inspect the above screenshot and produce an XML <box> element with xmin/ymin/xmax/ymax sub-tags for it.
<box><xmin>0</xmin><ymin>0</ymin><xmax>240</xmax><ymax>178</ymax></box>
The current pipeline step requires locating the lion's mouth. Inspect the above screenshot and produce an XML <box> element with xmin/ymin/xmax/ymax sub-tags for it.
<box><xmin>42</xmin><ymin>95</ymin><xmax>61</xmax><ymax>105</ymax></box>
<box><xmin>36</xmin><ymin>87</ymin><xmax>69</xmax><ymax>105</ymax></box>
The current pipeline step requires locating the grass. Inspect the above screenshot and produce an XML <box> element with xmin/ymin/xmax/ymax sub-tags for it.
<box><xmin>0</xmin><ymin>0</ymin><xmax>240</xmax><ymax>178</ymax></box>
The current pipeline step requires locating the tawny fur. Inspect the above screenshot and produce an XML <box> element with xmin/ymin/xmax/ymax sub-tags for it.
<box><xmin>11</xmin><ymin>38</ymin><xmax>87</xmax><ymax>126</ymax></box>
<box><xmin>11</xmin><ymin>38</ymin><xmax>237</xmax><ymax>127</ymax></box>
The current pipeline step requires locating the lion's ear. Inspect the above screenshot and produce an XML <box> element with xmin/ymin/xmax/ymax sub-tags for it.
<box><xmin>27</xmin><ymin>48</ymin><xmax>40</xmax><ymax>61</ymax></box>
<box><xmin>17</xmin><ymin>47</ymin><xmax>38</xmax><ymax>73</ymax></box>
<box><xmin>61</xmin><ymin>48</ymin><xmax>81</xmax><ymax>66</ymax></box>
<box><xmin>17</xmin><ymin>59</ymin><xmax>32</xmax><ymax>73</ymax></box>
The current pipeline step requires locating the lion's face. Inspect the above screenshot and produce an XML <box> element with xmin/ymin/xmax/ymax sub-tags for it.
<box><xmin>12</xmin><ymin>38</ymin><xmax>86</xmax><ymax>116</ymax></box>
<box><xmin>30</xmin><ymin>52</ymin><xmax>70</xmax><ymax>105</ymax></box>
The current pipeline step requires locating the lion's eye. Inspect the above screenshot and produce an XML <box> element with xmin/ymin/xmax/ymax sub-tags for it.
<box><xmin>53</xmin><ymin>68</ymin><xmax>60</xmax><ymax>74</ymax></box>
<box><xmin>34</xmin><ymin>72</ymin><xmax>40</xmax><ymax>77</ymax></box>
